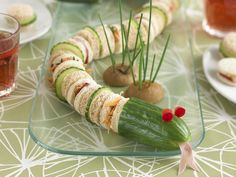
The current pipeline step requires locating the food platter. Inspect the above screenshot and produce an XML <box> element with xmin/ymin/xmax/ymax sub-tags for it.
<box><xmin>28</xmin><ymin>0</ymin><xmax>204</xmax><ymax>156</ymax></box>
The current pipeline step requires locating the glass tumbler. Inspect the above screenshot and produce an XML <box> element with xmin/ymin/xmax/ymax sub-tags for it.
<box><xmin>0</xmin><ymin>13</ymin><xmax>20</xmax><ymax>97</ymax></box>
<box><xmin>202</xmin><ymin>0</ymin><xmax>236</xmax><ymax>38</ymax></box>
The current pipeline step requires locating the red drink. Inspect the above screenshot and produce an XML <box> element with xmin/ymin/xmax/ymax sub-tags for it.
<box><xmin>0</xmin><ymin>31</ymin><xmax>18</xmax><ymax>93</ymax></box>
<box><xmin>203</xmin><ymin>0</ymin><xmax>236</xmax><ymax>37</ymax></box>
<box><xmin>0</xmin><ymin>13</ymin><xmax>20</xmax><ymax>97</ymax></box>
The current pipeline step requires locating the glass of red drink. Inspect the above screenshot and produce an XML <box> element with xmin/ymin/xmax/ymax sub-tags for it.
<box><xmin>202</xmin><ymin>0</ymin><xmax>236</xmax><ymax>38</ymax></box>
<box><xmin>0</xmin><ymin>13</ymin><xmax>20</xmax><ymax>97</ymax></box>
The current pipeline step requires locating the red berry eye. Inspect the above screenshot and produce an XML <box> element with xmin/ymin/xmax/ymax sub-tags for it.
<box><xmin>174</xmin><ymin>106</ymin><xmax>186</xmax><ymax>118</ymax></box>
<box><xmin>162</xmin><ymin>109</ymin><xmax>173</xmax><ymax>122</ymax></box>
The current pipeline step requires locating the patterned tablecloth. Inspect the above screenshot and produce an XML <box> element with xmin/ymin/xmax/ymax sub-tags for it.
<box><xmin>0</xmin><ymin>0</ymin><xmax>236</xmax><ymax>177</ymax></box>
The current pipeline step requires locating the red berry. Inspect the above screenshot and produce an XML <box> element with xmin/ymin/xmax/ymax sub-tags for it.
<box><xmin>162</xmin><ymin>109</ymin><xmax>173</xmax><ymax>122</ymax></box>
<box><xmin>175</xmin><ymin>106</ymin><xmax>186</xmax><ymax>118</ymax></box>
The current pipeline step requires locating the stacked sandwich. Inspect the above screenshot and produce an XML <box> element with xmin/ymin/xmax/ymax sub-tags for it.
<box><xmin>48</xmin><ymin>0</ymin><xmax>179</xmax><ymax>132</ymax></box>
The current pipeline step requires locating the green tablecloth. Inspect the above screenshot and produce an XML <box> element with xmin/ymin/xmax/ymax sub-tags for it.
<box><xmin>0</xmin><ymin>1</ymin><xmax>236</xmax><ymax>176</ymax></box>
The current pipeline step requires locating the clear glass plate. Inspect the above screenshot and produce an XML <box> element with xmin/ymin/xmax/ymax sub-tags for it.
<box><xmin>28</xmin><ymin>0</ymin><xmax>205</xmax><ymax>156</ymax></box>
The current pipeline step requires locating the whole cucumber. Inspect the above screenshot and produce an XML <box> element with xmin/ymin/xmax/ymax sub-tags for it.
<box><xmin>118</xmin><ymin>98</ymin><xmax>191</xmax><ymax>150</ymax></box>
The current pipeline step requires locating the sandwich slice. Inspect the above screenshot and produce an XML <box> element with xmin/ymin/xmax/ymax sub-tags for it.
<box><xmin>110</xmin><ymin>24</ymin><xmax>124</xmax><ymax>54</ymax></box>
<box><xmin>76</xmin><ymin>26</ymin><xmax>102</xmax><ymax>60</ymax></box>
<box><xmin>95</xmin><ymin>25</ymin><xmax>115</xmax><ymax>59</ymax></box>
<box><xmin>68</xmin><ymin>36</ymin><xmax>94</xmax><ymax>64</ymax></box>
<box><xmin>99</xmin><ymin>93</ymin><xmax>122</xmax><ymax>130</ymax></box>
<box><xmin>52</xmin><ymin>60</ymin><xmax>85</xmax><ymax>84</ymax></box>
<box><xmin>74</xmin><ymin>84</ymin><xmax>101</xmax><ymax>117</ymax></box>
<box><xmin>49</xmin><ymin>50</ymin><xmax>81</xmax><ymax>73</ymax></box>
<box><xmin>61</xmin><ymin>70</ymin><xmax>92</xmax><ymax>99</ymax></box>
<box><xmin>85</xmin><ymin>87</ymin><xmax>112</xmax><ymax>125</ymax></box>
<box><xmin>218</xmin><ymin>58</ymin><xmax>236</xmax><ymax>86</ymax></box>
<box><xmin>55</xmin><ymin>67</ymin><xmax>81</xmax><ymax>101</ymax></box>
<box><xmin>50</xmin><ymin>42</ymin><xmax>84</xmax><ymax>62</ymax></box>
<box><xmin>66</xmin><ymin>78</ymin><xmax>96</xmax><ymax>106</ymax></box>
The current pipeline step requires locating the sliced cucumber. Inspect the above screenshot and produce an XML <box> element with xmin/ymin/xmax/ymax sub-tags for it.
<box><xmin>118</xmin><ymin>98</ymin><xmax>191</xmax><ymax>150</ymax></box>
<box><xmin>55</xmin><ymin>68</ymin><xmax>81</xmax><ymax>101</ymax></box>
<box><xmin>20</xmin><ymin>14</ymin><xmax>37</xmax><ymax>26</ymax></box>
<box><xmin>50</xmin><ymin>42</ymin><xmax>84</xmax><ymax>62</ymax></box>
<box><xmin>85</xmin><ymin>87</ymin><xmax>111</xmax><ymax>122</ymax></box>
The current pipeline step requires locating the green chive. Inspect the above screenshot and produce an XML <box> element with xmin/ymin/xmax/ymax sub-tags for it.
<box><xmin>122</xmin><ymin>23</ymin><xmax>136</xmax><ymax>85</ymax></box>
<box><xmin>152</xmin><ymin>34</ymin><xmax>171</xmax><ymax>82</ymax></box>
<box><xmin>123</xmin><ymin>10</ymin><xmax>133</xmax><ymax>63</ymax></box>
<box><xmin>144</xmin><ymin>0</ymin><xmax>152</xmax><ymax>81</ymax></box>
<box><xmin>132</xmin><ymin>13</ymin><xmax>143</xmax><ymax>65</ymax></box>
<box><xmin>149</xmin><ymin>54</ymin><xmax>156</xmax><ymax>81</ymax></box>
<box><xmin>118</xmin><ymin>0</ymin><xmax>125</xmax><ymax>65</ymax></box>
<box><xmin>138</xmin><ymin>42</ymin><xmax>144</xmax><ymax>90</ymax></box>
<box><xmin>99</xmin><ymin>15</ymin><xmax>115</xmax><ymax>70</ymax></box>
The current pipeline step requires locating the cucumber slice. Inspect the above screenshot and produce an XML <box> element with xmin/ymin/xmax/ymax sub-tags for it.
<box><xmin>20</xmin><ymin>14</ymin><xmax>37</xmax><ymax>26</ymax></box>
<box><xmin>142</xmin><ymin>6</ymin><xmax>168</xmax><ymax>27</ymax></box>
<box><xmin>118</xmin><ymin>98</ymin><xmax>191</xmax><ymax>150</ymax></box>
<box><xmin>50</xmin><ymin>42</ymin><xmax>84</xmax><ymax>62</ymax></box>
<box><xmin>85</xmin><ymin>87</ymin><xmax>111</xmax><ymax>122</ymax></box>
<box><xmin>55</xmin><ymin>68</ymin><xmax>81</xmax><ymax>101</ymax></box>
<box><xmin>85</xmin><ymin>26</ymin><xmax>103</xmax><ymax>57</ymax></box>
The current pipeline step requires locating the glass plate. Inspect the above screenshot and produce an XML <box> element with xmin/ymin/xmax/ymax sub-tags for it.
<box><xmin>28</xmin><ymin>0</ymin><xmax>205</xmax><ymax>156</ymax></box>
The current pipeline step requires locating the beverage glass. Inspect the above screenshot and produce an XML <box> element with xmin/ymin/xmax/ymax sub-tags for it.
<box><xmin>0</xmin><ymin>13</ymin><xmax>20</xmax><ymax>97</ymax></box>
<box><xmin>202</xmin><ymin>0</ymin><xmax>236</xmax><ymax>38</ymax></box>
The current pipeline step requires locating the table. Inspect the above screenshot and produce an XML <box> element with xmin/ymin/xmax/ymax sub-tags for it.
<box><xmin>0</xmin><ymin>1</ymin><xmax>236</xmax><ymax>176</ymax></box>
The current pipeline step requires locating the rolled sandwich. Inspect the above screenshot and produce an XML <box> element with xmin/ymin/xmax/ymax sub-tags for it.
<box><xmin>99</xmin><ymin>93</ymin><xmax>122</xmax><ymax>130</ymax></box>
<box><xmin>52</xmin><ymin>60</ymin><xmax>85</xmax><ymax>84</ymax></box>
<box><xmin>85</xmin><ymin>87</ymin><xmax>112</xmax><ymax>125</ymax></box>
<box><xmin>218</xmin><ymin>58</ymin><xmax>236</xmax><ymax>86</ymax></box>
<box><xmin>76</xmin><ymin>26</ymin><xmax>102</xmax><ymax>60</ymax></box>
<box><xmin>143</xmin><ymin>1</ymin><xmax>172</xmax><ymax>25</ymax></box>
<box><xmin>123</xmin><ymin>19</ymin><xmax>141</xmax><ymax>50</ymax></box>
<box><xmin>49</xmin><ymin>50</ymin><xmax>81</xmax><ymax>73</ymax></box>
<box><xmin>153</xmin><ymin>0</ymin><xmax>179</xmax><ymax>13</ymax></box>
<box><xmin>110</xmin><ymin>24</ymin><xmax>125</xmax><ymax>54</ymax></box>
<box><xmin>61</xmin><ymin>70</ymin><xmax>92</xmax><ymax>99</ymax></box>
<box><xmin>7</xmin><ymin>3</ymin><xmax>37</xmax><ymax>27</ymax></box>
<box><xmin>110</xmin><ymin>97</ymin><xmax>129</xmax><ymax>133</ymax></box>
<box><xmin>134</xmin><ymin>12</ymin><xmax>160</xmax><ymax>43</ymax></box>
<box><xmin>74</xmin><ymin>84</ymin><xmax>101</xmax><ymax>117</ymax></box>
<box><xmin>95</xmin><ymin>25</ymin><xmax>115</xmax><ymax>59</ymax></box>
<box><xmin>51</xmin><ymin>42</ymin><xmax>85</xmax><ymax>62</ymax></box>
<box><xmin>219</xmin><ymin>32</ymin><xmax>236</xmax><ymax>58</ymax></box>
<box><xmin>68</xmin><ymin>36</ymin><xmax>94</xmax><ymax>64</ymax></box>
<box><xmin>66</xmin><ymin>78</ymin><xmax>96</xmax><ymax>106</ymax></box>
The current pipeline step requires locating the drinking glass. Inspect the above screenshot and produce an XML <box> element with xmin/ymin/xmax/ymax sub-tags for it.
<box><xmin>0</xmin><ymin>13</ymin><xmax>20</xmax><ymax>97</ymax></box>
<box><xmin>202</xmin><ymin>0</ymin><xmax>236</xmax><ymax>38</ymax></box>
